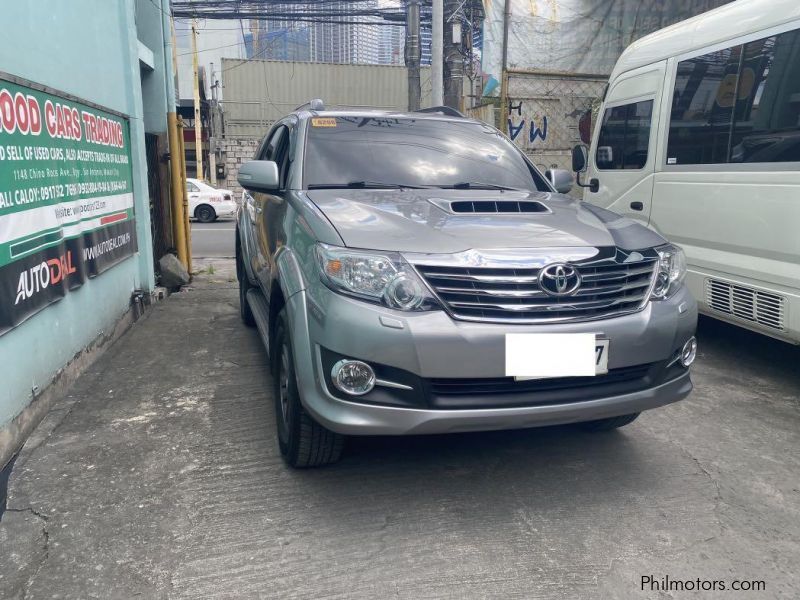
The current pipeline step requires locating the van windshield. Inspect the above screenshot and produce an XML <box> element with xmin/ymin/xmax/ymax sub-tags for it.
<box><xmin>303</xmin><ymin>116</ymin><xmax>549</xmax><ymax>191</ymax></box>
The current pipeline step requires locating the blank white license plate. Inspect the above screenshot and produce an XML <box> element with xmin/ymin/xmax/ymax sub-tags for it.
<box><xmin>506</xmin><ymin>333</ymin><xmax>609</xmax><ymax>380</ymax></box>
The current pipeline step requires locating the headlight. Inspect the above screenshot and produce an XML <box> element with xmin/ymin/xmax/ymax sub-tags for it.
<box><xmin>650</xmin><ymin>244</ymin><xmax>687</xmax><ymax>300</ymax></box>
<box><xmin>316</xmin><ymin>243</ymin><xmax>439</xmax><ymax>311</ymax></box>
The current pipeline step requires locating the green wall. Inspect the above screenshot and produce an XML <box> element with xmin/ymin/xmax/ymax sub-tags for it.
<box><xmin>0</xmin><ymin>0</ymin><xmax>171</xmax><ymax>429</ymax></box>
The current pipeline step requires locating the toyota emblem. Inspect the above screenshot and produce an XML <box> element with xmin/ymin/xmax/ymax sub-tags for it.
<box><xmin>539</xmin><ymin>263</ymin><xmax>581</xmax><ymax>296</ymax></box>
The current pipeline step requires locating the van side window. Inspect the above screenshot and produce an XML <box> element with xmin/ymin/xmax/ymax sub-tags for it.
<box><xmin>595</xmin><ymin>100</ymin><xmax>653</xmax><ymax>170</ymax></box>
<box><xmin>730</xmin><ymin>28</ymin><xmax>800</xmax><ymax>163</ymax></box>
<box><xmin>668</xmin><ymin>46</ymin><xmax>740</xmax><ymax>165</ymax></box>
<box><xmin>667</xmin><ymin>27</ymin><xmax>800</xmax><ymax>165</ymax></box>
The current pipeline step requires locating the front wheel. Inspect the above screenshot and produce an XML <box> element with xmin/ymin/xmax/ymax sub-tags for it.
<box><xmin>578</xmin><ymin>412</ymin><xmax>640</xmax><ymax>432</ymax></box>
<box><xmin>273</xmin><ymin>310</ymin><xmax>344</xmax><ymax>467</ymax></box>
<box><xmin>195</xmin><ymin>204</ymin><xmax>216</xmax><ymax>223</ymax></box>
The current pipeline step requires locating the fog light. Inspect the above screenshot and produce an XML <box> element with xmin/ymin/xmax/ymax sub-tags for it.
<box><xmin>331</xmin><ymin>359</ymin><xmax>376</xmax><ymax>395</ymax></box>
<box><xmin>680</xmin><ymin>337</ymin><xmax>697</xmax><ymax>367</ymax></box>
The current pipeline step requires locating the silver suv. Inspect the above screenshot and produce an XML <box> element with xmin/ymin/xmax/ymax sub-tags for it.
<box><xmin>236</xmin><ymin>103</ymin><xmax>698</xmax><ymax>467</ymax></box>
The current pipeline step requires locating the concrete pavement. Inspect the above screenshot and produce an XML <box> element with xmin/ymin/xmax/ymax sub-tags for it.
<box><xmin>1</xmin><ymin>258</ymin><xmax>798</xmax><ymax>599</ymax></box>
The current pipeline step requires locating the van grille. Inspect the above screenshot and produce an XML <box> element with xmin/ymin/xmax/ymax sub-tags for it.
<box><xmin>705</xmin><ymin>279</ymin><xmax>785</xmax><ymax>330</ymax></box>
<box><xmin>414</xmin><ymin>259</ymin><xmax>657</xmax><ymax>323</ymax></box>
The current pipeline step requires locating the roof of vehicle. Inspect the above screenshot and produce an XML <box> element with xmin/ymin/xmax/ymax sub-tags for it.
<box><xmin>293</xmin><ymin>107</ymin><xmax>477</xmax><ymax>124</ymax></box>
<box><xmin>610</xmin><ymin>0</ymin><xmax>800</xmax><ymax>78</ymax></box>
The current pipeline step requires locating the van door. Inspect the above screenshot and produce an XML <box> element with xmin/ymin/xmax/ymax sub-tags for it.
<box><xmin>584</xmin><ymin>62</ymin><xmax>667</xmax><ymax>224</ymax></box>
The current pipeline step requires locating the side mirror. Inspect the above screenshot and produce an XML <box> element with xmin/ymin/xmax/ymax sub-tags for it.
<box><xmin>571</xmin><ymin>144</ymin><xmax>588</xmax><ymax>173</ymax></box>
<box><xmin>545</xmin><ymin>169</ymin><xmax>574</xmax><ymax>194</ymax></box>
<box><xmin>238</xmin><ymin>160</ymin><xmax>280</xmax><ymax>191</ymax></box>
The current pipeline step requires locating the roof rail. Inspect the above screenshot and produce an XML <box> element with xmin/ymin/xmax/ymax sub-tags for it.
<box><xmin>414</xmin><ymin>106</ymin><xmax>465</xmax><ymax>118</ymax></box>
<box><xmin>294</xmin><ymin>98</ymin><xmax>325</xmax><ymax>112</ymax></box>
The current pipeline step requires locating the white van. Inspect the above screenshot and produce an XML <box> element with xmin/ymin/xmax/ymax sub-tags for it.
<box><xmin>573</xmin><ymin>0</ymin><xmax>800</xmax><ymax>343</ymax></box>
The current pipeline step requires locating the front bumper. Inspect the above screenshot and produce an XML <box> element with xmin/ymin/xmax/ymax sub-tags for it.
<box><xmin>287</xmin><ymin>281</ymin><xmax>697</xmax><ymax>435</ymax></box>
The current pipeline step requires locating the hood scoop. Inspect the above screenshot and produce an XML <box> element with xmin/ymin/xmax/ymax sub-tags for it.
<box><xmin>430</xmin><ymin>198</ymin><xmax>551</xmax><ymax>215</ymax></box>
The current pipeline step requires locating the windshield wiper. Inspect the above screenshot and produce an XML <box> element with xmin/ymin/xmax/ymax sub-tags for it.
<box><xmin>307</xmin><ymin>180</ymin><xmax>427</xmax><ymax>190</ymax></box>
<box><xmin>434</xmin><ymin>181</ymin><xmax>522</xmax><ymax>191</ymax></box>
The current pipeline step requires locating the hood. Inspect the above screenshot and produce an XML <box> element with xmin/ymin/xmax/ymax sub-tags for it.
<box><xmin>305</xmin><ymin>189</ymin><xmax>666</xmax><ymax>254</ymax></box>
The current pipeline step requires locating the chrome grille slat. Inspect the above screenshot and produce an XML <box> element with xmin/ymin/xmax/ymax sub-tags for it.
<box><xmin>415</xmin><ymin>256</ymin><xmax>657</xmax><ymax>323</ymax></box>
<box><xmin>436</xmin><ymin>287</ymin><xmax>547</xmax><ymax>297</ymax></box>
<box><xmin>448</xmin><ymin>293</ymin><xmax>648</xmax><ymax>311</ymax></box>
<box><xmin>439</xmin><ymin>281</ymin><xmax>651</xmax><ymax>301</ymax></box>
<box><xmin>422</xmin><ymin>272</ymin><xmax>540</xmax><ymax>284</ymax></box>
<box><xmin>580</xmin><ymin>265</ymin><xmax>655</xmax><ymax>280</ymax></box>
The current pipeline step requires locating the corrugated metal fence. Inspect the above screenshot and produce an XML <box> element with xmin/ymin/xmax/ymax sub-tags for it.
<box><xmin>221</xmin><ymin>59</ymin><xmax>433</xmax><ymax>139</ymax></box>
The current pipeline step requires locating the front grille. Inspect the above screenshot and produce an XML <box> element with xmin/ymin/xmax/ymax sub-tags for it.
<box><xmin>414</xmin><ymin>258</ymin><xmax>657</xmax><ymax>323</ymax></box>
<box><xmin>706</xmin><ymin>279</ymin><xmax>785</xmax><ymax>331</ymax></box>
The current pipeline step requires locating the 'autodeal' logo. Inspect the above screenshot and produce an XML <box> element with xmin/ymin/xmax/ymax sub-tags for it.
<box><xmin>14</xmin><ymin>251</ymin><xmax>77</xmax><ymax>305</ymax></box>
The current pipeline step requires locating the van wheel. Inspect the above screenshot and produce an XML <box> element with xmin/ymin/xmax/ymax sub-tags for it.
<box><xmin>273</xmin><ymin>310</ymin><xmax>344</xmax><ymax>467</ymax></box>
<box><xmin>579</xmin><ymin>412</ymin><xmax>640</xmax><ymax>431</ymax></box>
<box><xmin>195</xmin><ymin>204</ymin><xmax>216</xmax><ymax>223</ymax></box>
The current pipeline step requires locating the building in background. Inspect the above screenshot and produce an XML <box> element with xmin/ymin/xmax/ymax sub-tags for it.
<box><xmin>174</xmin><ymin>20</ymin><xmax>245</xmax><ymax>182</ymax></box>
<box><xmin>309</xmin><ymin>3</ymin><xmax>381</xmax><ymax>64</ymax></box>
<box><xmin>378</xmin><ymin>25</ymin><xmax>405</xmax><ymax>65</ymax></box>
<box><xmin>175</xmin><ymin>19</ymin><xmax>246</xmax><ymax>101</ymax></box>
<box><xmin>247</xmin><ymin>6</ymin><xmax>312</xmax><ymax>61</ymax></box>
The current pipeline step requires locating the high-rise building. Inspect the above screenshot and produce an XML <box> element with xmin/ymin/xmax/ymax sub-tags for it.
<box><xmin>377</xmin><ymin>24</ymin><xmax>404</xmax><ymax>65</ymax></box>
<box><xmin>250</xmin><ymin>6</ymin><xmax>312</xmax><ymax>61</ymax></box>
<box><xmin>309</xmin><ymin>4</ymin><xmax>380</xmax><ymax>64</ymax></box>
<box><xmin>420</xmin><ymin>5</ymin><xmax>432</xmax><ymax>66</ymax></box>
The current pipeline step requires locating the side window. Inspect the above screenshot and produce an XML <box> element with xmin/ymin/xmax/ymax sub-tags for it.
<box><xmin>667</xmin><ymin>27</ymin><xmax>800</xmax><ymax>165</ymax></box>
<box><xmin>186</xmin><ymin>182</ymin><xmax>199</xmax><ymax>193</ymax></box>
<box><xmin>595</xmin><ymin>100</ymin><xmax>653</xmax><ymax>170</ymax></box>
<box><xmin>730</xmin><ymin>28</ymin><xmax>800</xmax><ymax>163</ymax></box>
<box><xmin>271</xmin><ymin>127</ymin><xmax>291</xmax><ymax>189</ymax></box>
<box><xmin>668</xmin><ymin>46</ymin><xmax>742</xmax><ymax>165</ymax></box>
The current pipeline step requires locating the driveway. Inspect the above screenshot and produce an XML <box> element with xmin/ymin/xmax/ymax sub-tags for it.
<box><xmin>1</xmin><ymin>259</ymin><xmax>798</xmax><ymax>599</ymax></box>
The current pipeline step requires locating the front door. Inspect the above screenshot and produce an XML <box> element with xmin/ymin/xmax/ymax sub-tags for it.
<box><xmin>584</xmin><ymin>62</ymin><xmax>667</xmax><ymax>225</ymax></box>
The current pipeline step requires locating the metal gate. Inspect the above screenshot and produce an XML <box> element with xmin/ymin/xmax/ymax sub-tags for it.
<box><xmin>146</xmin><ymin>133</ymin><xmax>173</xmax><ymax>264</ymax></box>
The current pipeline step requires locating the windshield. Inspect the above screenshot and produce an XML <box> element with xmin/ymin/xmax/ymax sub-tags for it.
<box><xmin>303</xmin><ymin>116</ymin><xmax>549</xmax><ymax>191</ymax></box>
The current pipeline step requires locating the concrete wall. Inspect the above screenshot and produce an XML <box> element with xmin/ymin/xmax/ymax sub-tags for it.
<box><xmin>0</xmin><ymin>0</ymin><xmax>171</xmax><ymax>452</ymax></box>
<box><xmin>220</xmin><ymin>138</ymin><xmax>261</xmax><ymax>198</ymax></box>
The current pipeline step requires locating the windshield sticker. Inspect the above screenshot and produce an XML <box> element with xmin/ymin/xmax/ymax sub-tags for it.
<box><xmin>311</xmin><ymin>118</ymin><xmax>337</xmax><ymax>128</ymax></box>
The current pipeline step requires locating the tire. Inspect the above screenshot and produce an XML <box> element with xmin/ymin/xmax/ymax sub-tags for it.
<box><xmin>578</xmin><ymin>412</ymin><xmax>640</xmax><ymax>432</ymax></box>
<box><xmin>273</xmin><ymin>310</ymin><xmax>344</xmax><ymax>467</ymax></box>
<box><xmin>237</xmin><ymin>254</ymin><xmax>255</xmax><ymax>327</ymax></box>
<box><xmin>195</xmin><ymin>204</ymin><xmax>216</xmax><ymax>223</ymax></box>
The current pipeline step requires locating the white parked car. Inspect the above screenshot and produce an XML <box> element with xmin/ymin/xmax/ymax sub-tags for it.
<box><xmin>187</xmin><ymin>178</ymin><xmax>237</xmax><ymax>223</ymax></box>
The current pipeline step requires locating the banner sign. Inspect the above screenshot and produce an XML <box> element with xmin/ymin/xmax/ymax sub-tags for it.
<box><xmin>0</xmin><ymin>78</ymin><xmax>136</xmax><ymax>335</ymax></box>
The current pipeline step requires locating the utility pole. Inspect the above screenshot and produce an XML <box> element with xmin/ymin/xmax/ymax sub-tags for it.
<box><xmin>404</xmin><ymin>0</ymin><xmax>421</xmax><ymax>110</ymax></box>
<box><xmin>191</xmin><ymin>19</ymin><xmax>204</xmax><ymax>181</ymax></box>
<box><xmin>499</xmin><ymin>0</ymin><xmax>511</xmax><ymax>134</ymax></box>
<box><xmin>443</xmin><ymin>0</ymin><xmax>464</xmax><ymax>110</ymax></box>
<box><xmin>208</xmin><ymin>63</ymin><xmax>217</xmax><ymax>186</ymax></box>
<box><xmin>432</xmin><ymin>0</ymin><xmax>443</xmax><ymax>106</ymax></box>
<box><xmin>168</xmin><ymin>14</ymin><xmax>190</xmax><ymax>270</ymax></box>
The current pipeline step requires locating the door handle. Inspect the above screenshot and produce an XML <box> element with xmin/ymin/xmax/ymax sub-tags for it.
<box><xmin>255</xmin><ymin>205</ymin><xmax>263</xmax><ymax>214</ymax></box>
<box><xmin>630</xmin><ymin>201</ymin><xmax>644</xmax><ymax>211</ymax></box>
